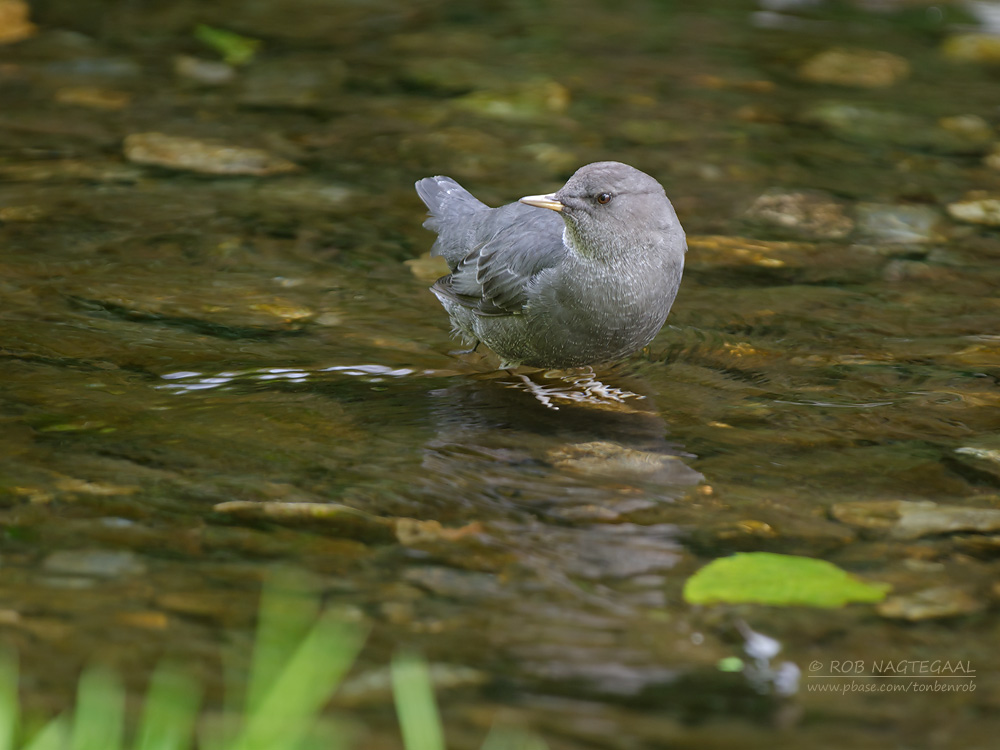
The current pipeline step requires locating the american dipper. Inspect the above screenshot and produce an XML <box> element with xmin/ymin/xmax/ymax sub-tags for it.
<box><xmin>415</xmin><ymin>161</ymin><xmax>686</xmax><ymax>368</ymax></box>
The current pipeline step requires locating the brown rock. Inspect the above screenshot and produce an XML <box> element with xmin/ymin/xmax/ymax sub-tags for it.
<box><xmin>799</xmin><ymin>48</ymin><xmax>910</xmax><ymax>88</ymax></box>
<box><xmin>123</xmin><ymin>132</ymin><xmax>299</xmax><ymax>176</ymax></box>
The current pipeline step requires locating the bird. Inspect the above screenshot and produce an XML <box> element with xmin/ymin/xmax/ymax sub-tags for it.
<box><xmin>415</xmin><ymin>161</ymin><xmax>686</xmax><ymax>369</ymax></box>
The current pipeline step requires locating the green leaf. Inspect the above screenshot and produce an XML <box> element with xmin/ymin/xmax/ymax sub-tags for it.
<box><xmin>71</xmin><ymin>666</ymin><xmax>124</xmax><ymax>750</ymax></box>
<box><xmin>391</xmin><ymin>652</ymin><xmax>445</xmax><ymax>750</ymax></box>
<box><xmin>0</xmin><ymin>649</ymin><xmax>18</xmax><ymax>750</ymax></box>
<box><xmin>246</xmin><ymin>569</ymin><xmax>322</xmax><ymax>717</ymax></box>
<box><xmin>134</xmin><ymin>662</ymin><xmax>202</xmax><ymax>750</ymax></box>
<box><xmin>23</xmin><ymin>716</ymin><xmax>69</xmax><ymax>750</ymax></box>
<box><xmin>233</xmin><ymin>577</ymin><xmax>366</xmax><ymax>750</ymax></box>
<box><xmin>683</xmin><ymin>552</ymin><xmax>890</xmax><ymax>608</ymax></box>
<box><xmin>716</xmin><ymin>657</ymin><xmax>745</xmax><ymax>673</ymax></box>
<box><xmin>194</xmin><ymin>24</ymin><xmax>260</xmax><ymax>66</ymax></box>
<box><xmin>481</xmin><ymin>725</ymin><xmax>549</xmax><ymax>750</ymax></box>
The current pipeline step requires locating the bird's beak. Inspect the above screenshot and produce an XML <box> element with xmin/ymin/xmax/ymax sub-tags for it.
<box><xmin>519</xmin><ymin>193</ymin><xmax>564</xmax><ymax>212</ymax></box>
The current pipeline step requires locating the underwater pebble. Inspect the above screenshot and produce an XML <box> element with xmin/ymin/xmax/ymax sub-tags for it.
<box><xmin>802</xmin><ymin>104</ymin><xmax>993</xmax><ymax>154</ymax></box>
<box><xmin>854</xmin><ymin>203</ymin><xmax>943</xmax><ymax>244</ymax></box>
<box><xmin>42</xmin><ymin>549</ymin><xmax>146</xmax><ymax>578</ymax></box>
<box><xmin>882</xmin><ymin>260</ymin><xmax>954</xmax><ymax>283</ymax></box>
<box><xmin>877</xmin><ymin>586</ymin><xmax>984</xmax><ymax>621</ymax></box>
<box><xmin>941</xmin><ymin>33</ymin><xmax>1000</xmax><ymax>64</ymax></box>
<box><xmin>173</xmin><ymin>55</ymin><xmax>235</xmax><ymax>85</ymax></box>
<box><xmin>213</xmin><ymin>500</ymin><xmax>396</xmax><ymax>543</ymax></box>
<box><xmin>54</xmin><ymin>85</ymin><xmax>130</xmax><ymax>110</ymax></box>
<box><xmin>686</xmin><ymin>235</ymin><xmax>814</xmax><ymax>268</ymax></box>
<box><xmin>831</xmin><ymin>499</ymin><xmax>1000</xmax><ymax>540</ymax></box>
<box><xmin>0</xmin><ymin>159</ymin><xmax>141</xmax><ymax>183</ymax></box>
<box><xmin>403</xmin><ymin>566</ymin><xmax>502</xmax><ymax>598</ymax></box>
<box><xmin>398</xmin><ymin>56</ymin><xmax>499</xmax><ymax>93</ymax></box>
<box><xmin>618</xmin><ymin>119</ymin><xmax>695</xmax><ymax>146</ymax></box>
<box><xmin>947</xmin><ymin>193</ymin><xmax>1000</xmax><ymax>226</ymax></box>
<box><xmin>239</xmin><ymin>56</ymin><xmax>347</xmax><ymax>109</ymax></box>
<box><xmin>456</xmin><ymin>78</ymin><xmax>570</xmax><ymax>120</ymax></box>
<box><xmin>0</xmin><ymin>205</ymin><xmax>44</xmax><ymax>222</ymax></box>
<box><xmin>952</xmin><ymin>444</ymin><xmax>1000</xmax><ymax>483</ymax></box>
<box><xmin>0</xmin><ymin>0</ymin><xmax>35</xmax><ymax>45</ymax></box>
<box><xmin>548</xmin><ymin>441</ymin><xmax>703</xmax><ymax>484</ymax></box>
<box><xmin>984</xmin><ymin>143</ymin><xmax>1000</xmax><ymax>171</ymax></box>
<box><xmin>123</xmin><ymin>132</ymin><xmax>299</xmax><ymax>176</ymax></box>
<box><xmin>745</xmin><ymin>189</ymin><xmax>854</xmax><ymax>239</ymax></box>
<box><xmin>252</xmin><ymin>178</ymin><xmax>355</xmax><ymax>209</ymax></box>
<box><xmin>798</xmin><ymin>47</ymin><xmax>910</xmax><ymax>88</ymax></box>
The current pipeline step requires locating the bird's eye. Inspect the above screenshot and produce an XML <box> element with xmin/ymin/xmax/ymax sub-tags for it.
<box><xmin>596</xmin><ymin>192</ymin><xmax>612</xmax><ymax>205</ymax></box>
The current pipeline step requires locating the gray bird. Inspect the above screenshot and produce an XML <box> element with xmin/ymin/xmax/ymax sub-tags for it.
<box><xmin>415</xmin><ymin>161</ymin><xmax>686</xmax><ymax>369</ymax></box>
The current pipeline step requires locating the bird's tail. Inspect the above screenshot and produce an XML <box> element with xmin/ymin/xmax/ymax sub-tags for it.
<box><xmin>414</xmin><ymin>176</ymin><xmax>488</xmax><ymax>234</ymax></box>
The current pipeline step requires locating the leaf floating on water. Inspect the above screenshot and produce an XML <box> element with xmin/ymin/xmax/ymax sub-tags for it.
<box><xmin>194</xmin><ymin>24</ymin><xmax>261</xmax><ymax>66</ymax></box>
<box><xmin>683</xmin><ymin>552</ymin><xmax>890</xmax><ymax>608</ymax></box>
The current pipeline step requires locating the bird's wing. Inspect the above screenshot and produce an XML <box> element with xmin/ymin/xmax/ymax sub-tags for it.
<box><xmin>432</xmin><ymin>204</ymin><xmax>567</xmax><ymax>316</ymax></box>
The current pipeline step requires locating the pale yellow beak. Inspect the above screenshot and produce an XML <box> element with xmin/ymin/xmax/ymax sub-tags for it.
<box><xmin>518</xmin><ymin>193</ymin><xmax>563</xmax><ymax>212</ymax></box>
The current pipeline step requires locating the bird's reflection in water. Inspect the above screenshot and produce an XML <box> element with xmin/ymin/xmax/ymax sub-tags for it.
<box><xmin>424</xmin><ymin>365</ymin><xmax>703</xmax><ymax>503</ymax></box>
<box><xmin>421</xmin><ymin>366</ymin><xmax>703</xmax><ymax>616</ymax></box>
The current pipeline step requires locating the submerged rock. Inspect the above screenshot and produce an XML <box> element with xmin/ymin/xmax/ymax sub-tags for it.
<box><xmin>744</xmin><ymin>189</ymin><xmax>854</xmax><ymax>239</ymax></box>
<box><xmin>42</xmin><ymin>549</ymin><xmax>146</xmax><ymax>578</ymax></box>
<box><xmin>802</xmin><ymin>104</ymin><xmax>993</xmax><ymax>154</ymax></box>
<box><xmin>123</xmin><ymin>132</ymin><xmax>299</xmax><ymax>175</ymax></box>
<box><xmin>398</xmin><ymin>57</ymin><xmax>499</xmax><ymax>93</ymax></box>
<box><xmin>984</xmin><ymin>143</ymin><xmax>1000</xmax><ymax>171</ymax></box>
<box><xmin>0</xmin><ymin>204</ymin><xmax>44</xmax><ymax>221</ymax></box>
<box><xmin>173</xmin><ymin>55</ymin><xmax>235</xmax><ymax>85</ymax></box>
<box><xmin>686</xmin><ymin>235</ymin><xmax>815</xmax><ymax>268</ymax></box>
<box><xmin>831</xmin><ymin>499</ymin><xmax>1000</xmax><ymax>540</ymax></box>
<box><xmin>941</xmin><ymin>33</ymin><xmax>1000</xmax><ymax>64</ymax></box>
<box><xmin>618</xmin><ymin>119</ymin><xmax>695</xmax><ymax>146</ymax></box>
<box><xmin>952</xmin><ymin>442</ymin><xmax>1000</xmax><ymax>483</ymax></box>
<box><xmin>947</xmin><ymin>192</ymin><xmax>1000</xmax><ymax>226</ymax></box>
<box><xmin>548</xmin><ymin>441</ymin><xmax>703</xmax><ymax>484</ymax></box>
<box><xmin>0</xmin><ymin>159</ymin><xmax>141</xmax><ymax>183</ymax></box>
<box><xmin>798</xmin><ymin>48</ymin><xmax>910</xmax><ymax>88</ymax></box>
<box><xmin>213</xmin><ymin>500</ymin><xmax>396</xmax><ymax>543</ymax></box>
<box><xmin>456</xmin><ymin>78</ymin><xmax>570</xmax><ymax>120</ymax></box>
<box><xmin>0</xmin><ymin>0</ymin><xmax>35</xmax><ymax>45</ymax></box>
<box><xmin>877</xmin><ymin>586</ymin><xmax>984</xmax><ymax>621</ymax></box>
<box><xmin>854</xmin><ymin>203</ymin><xmax>944</xmax><ymax>244</ymax></box>
<box><xmin>54</xmin><ymin>86</ymin><xmax>130</xmax><ymax>110</ymax></box>
<box><xmin>239</xmin><ymin>56</ymin><xmax>347</xmax><ymax>109</ymax></box>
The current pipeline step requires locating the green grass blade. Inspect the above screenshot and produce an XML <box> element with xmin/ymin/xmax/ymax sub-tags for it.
<box><xmin>0</xmin><ymin>649</ymin><xmax>18</xmax><ymax>750</ymax></box>
<box><xmin>23</xmin><ymin>716</ymin><xmax>69</xmax><ymax>750</ymax></box>
<box><xmin>134</xmin><ymin>662</ymin><xmax>202</xmax><ymax>750</ymax></box>
<box><xmin>391</xmin><ymin>652</ymin><xmax>444</xmax><ymax>750</ymax></box>
<box><xmin>71</xmin><ymin>665</ymin><xmax>124</xmax><ymax>750</ymax></box>
<box><xmin>481</xmin><ymin>726</ymin><xmax>548</xmax><ymax>750</ymax></box>
<box><xmin>236</xmin><ymin>611</ymin><xmax>366</xmax><ymax>750</ymax></box>
<box><xmin>246</xmin><ymin>569</ymin><xmax>322</xmax><ymax>717</ymax></box>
